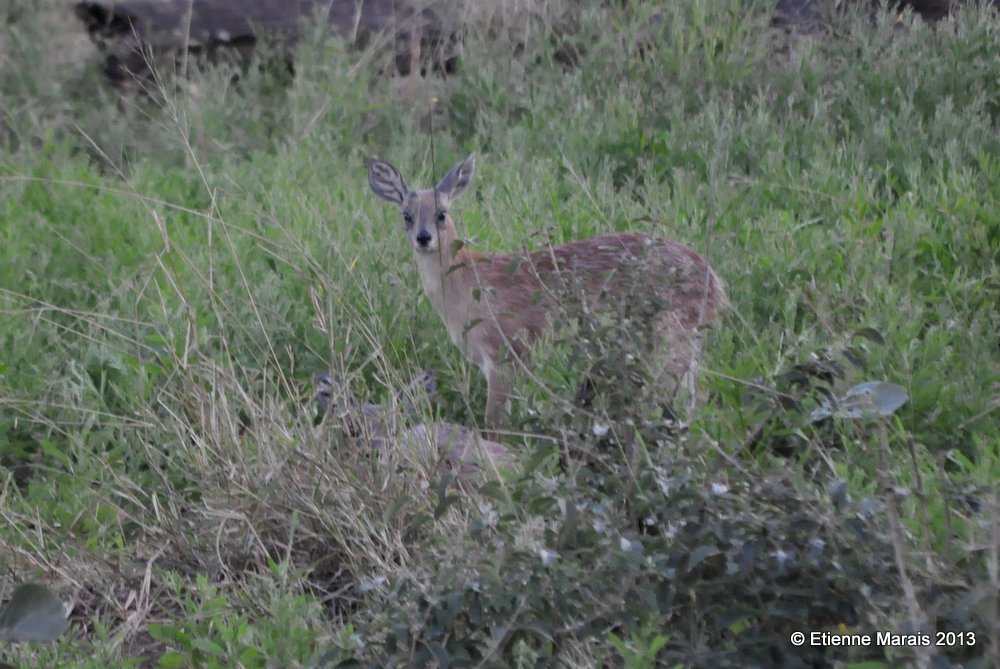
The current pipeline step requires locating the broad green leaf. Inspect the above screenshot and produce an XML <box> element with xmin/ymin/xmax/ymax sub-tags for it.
<box><xmin>686</xmin><ymin>545</ymin><xmax>720</xmax><ymax>572</ymax></box>
<box><xmin>157</xmin><ymin>651</ymin><xmax>189</xmax><ymax>668</ymax></box>
<box><xmin>840</xmin><ymin>382</ymin><xmax>908</xmax><ymax>417</ymax></box>
<box><xmin>384</xmin><ymin>495</ymin><xmax>408</xmax><ymax>525</ymax></box>
<box><xmin>191</xmin><ymin>637</ymin><xmax>225</xmax><ymax>655</ymax></box>
<box><xmin>810</xmin><ymin>382</ymin><xmax>909</xmax><ymax>422</ymax></box>
<box><xmin>476</xmin><ymin>481</ymin><xmax>509</xmax><ymax>503</ymax></box>
<box><xmin>853</xmin><ymin>328</ymin><xmax>886</xmax><ymax>344</ymax></box>
<box><xmin>445</xmin><ymin>261</ymin><xmax>468</xmax><ymax>276</ymax></box>
<box><xmin>423</xmin><ymin>640</ymin><xmax>450</xmax><ymax>668</ymax></box>
<box><xmin>0</xmin><ymin>583</ymin><xmax>70</xmax><ymax>642</ymax></box>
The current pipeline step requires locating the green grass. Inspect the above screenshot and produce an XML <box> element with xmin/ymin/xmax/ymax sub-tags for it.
<box><xmin>1</xmin><ymin>0</ymin><xmax>998</xmax><ymax>667</ymax></box>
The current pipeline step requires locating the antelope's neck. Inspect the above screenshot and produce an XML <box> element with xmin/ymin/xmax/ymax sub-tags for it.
<box><xmin>414</xmin><ymin>246</ymin><xmax>477</xmax><ymax>312</ymax></box>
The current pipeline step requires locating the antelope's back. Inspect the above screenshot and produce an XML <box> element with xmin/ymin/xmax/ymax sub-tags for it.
<box><xmin>523</xmin><ymin>232</ymin><xmax>726</xmax><ymax>326</ymax></box>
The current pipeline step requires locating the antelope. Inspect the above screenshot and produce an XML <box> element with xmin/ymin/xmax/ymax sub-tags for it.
<box><xmin>369</xmin><ymin>153</ymin><xmax>727</xmax><ymax>431</ymax></box>
<box><xmin>314</xmin><ymin>370</ymin><xmax>513</xmax><ymax>480</ymax></box>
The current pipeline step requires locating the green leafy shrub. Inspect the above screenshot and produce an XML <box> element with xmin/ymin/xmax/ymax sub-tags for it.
<box><xmin>340</xmin><ymin>445</ymin><xmax>992</xmax><ymax>667</ymax></box>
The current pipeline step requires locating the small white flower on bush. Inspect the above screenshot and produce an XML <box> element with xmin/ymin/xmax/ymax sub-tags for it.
<box><xmin>358</xmin><ymin>575</ymin><xmax>387</xmax><ymax>593</ymax></box>
<box><xmin>619</xmin><ymin>537</ymin><xmax>642</xmax><ymax>555</ymax></box>
<box><xmin>538</xmin><ymin>548</ymin><xmax>560</xmax><ymax>566</ymax></box>
<box><xmin>808</xmin><ymin>537</ymin><xmax>826</xmax><ymax>559</ymax></box>
<box><xmin>710</xmin><ymin>482</ymin><xmax>729</xmax><ymax>495</ymax></box>
<box><xmin>773</xmin><ymin>549</ymin><xmax>795</xmax><ymax>567</ymax></box>
<box><xmin>478</xmin><ymin>503</ymin><xmax>498</xmax><ymax>527</ymax></box>
<box><xmin>592</xmin><ymin>422</ymin><xmax>610</xmax><ymax>438</ymax></box>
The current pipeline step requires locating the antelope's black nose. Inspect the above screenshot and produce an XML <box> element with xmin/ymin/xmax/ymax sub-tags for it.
<box><xmin>415</xmin><ymin>230</ymin><xmax>432</xmax><ymax>247</ymax></box>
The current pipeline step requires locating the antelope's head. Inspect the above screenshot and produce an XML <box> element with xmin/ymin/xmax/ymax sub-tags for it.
<box><xmin>369</xmin><ymin>154</ymin><xmax>476</xmax><ymax>255</ymax></box>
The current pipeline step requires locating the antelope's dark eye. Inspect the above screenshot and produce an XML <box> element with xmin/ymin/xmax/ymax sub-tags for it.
<box><xmin>403</xmin><ymin>212</ymin><xmax>414</xmax><ymax>227</ymax></box>
<box><xmin>436</xmin><ymin>211</ymin><xmax>447</xmax><ymax>223</ymax></box>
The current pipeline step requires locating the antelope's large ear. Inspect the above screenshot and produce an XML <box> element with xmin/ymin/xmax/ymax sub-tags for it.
<box><xmin>369</xmin><ymin>159</ymin><xmax>409</xmax><ymax>205</ymax></box>
<box><xmin>436</xmin><ymin>153</ymin><xmax>476</xmax><ymax>200</ymax></box>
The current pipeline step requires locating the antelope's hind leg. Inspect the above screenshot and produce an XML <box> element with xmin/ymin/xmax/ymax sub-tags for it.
<box><xmin>652</xmin><ymin>316</ymin><xmax>706</xmax><ymax>427</ymax></box>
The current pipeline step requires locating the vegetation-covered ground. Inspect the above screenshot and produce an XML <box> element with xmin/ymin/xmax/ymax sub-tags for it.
<box><xmin>1</xmin><ymin>0</ymin><xmax>998</xmax><ymax>666</ymax></box>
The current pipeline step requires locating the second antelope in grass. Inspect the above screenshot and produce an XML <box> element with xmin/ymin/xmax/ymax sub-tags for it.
<box><xmin>314</xmin><ymin>370</ymin><xmax>513</xmax><ymax>481</ymax></box>
<box><xmin>369</xmin><ymin>153</ymin><xmax>727</xmax><ymax>429</ymax></box>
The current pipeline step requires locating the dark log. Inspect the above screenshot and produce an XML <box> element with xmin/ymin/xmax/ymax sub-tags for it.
<box><xmin>773</xmin><ymin>0</ymin><xmax>997</xmax><ymax>31</ymax></box>
<box><xmin>73</xmin><ymin>0</ymin><xmax>461</xmax><ymax>86</ymax></box>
